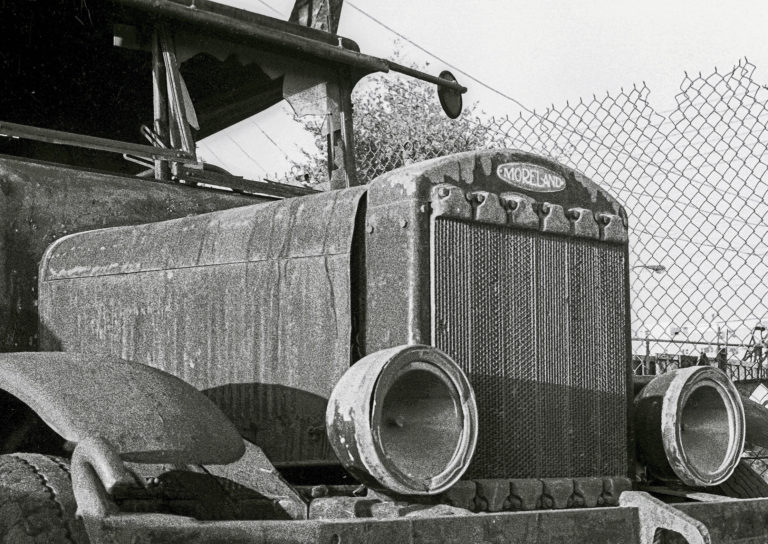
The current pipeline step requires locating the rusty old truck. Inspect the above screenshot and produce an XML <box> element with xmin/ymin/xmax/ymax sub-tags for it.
<box><xmin>1</xmin><ymin>1</ymin><xmax>767</xmax><ymax>543</ymax></box>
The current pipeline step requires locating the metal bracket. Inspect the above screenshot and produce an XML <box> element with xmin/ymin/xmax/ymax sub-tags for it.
<box><xmin>440</xmin><ymin>481</ymin><xmax>476</xmax><ymax>511</ymax></box>
<box><xmin>500</xmin><ymin>192</ymin><xmax>539</xmax><ymax>230</ymax></box>
<box><xmin>568</xmin><ymin>207</ymin><xmax>600</xmax><ymax>239</ymax></box>
<box><xmin>598</xmin><ymin>212</ymin><xmax>629</xmax><ymax>243</ymax></box>
<box><xmin>71</xmin><ymin>436</ymin><xmax>141</xmax><ymax>520</ymax></box>
<box><xmin>509</xmin><ymin>478</ymin><xmax>543</xmax><ymax>511</ymax></box>
<box><xmin>541</xmin><ymin>478</ymin><xmax>573</xmax><ymax>509</ymax></box>
<box><xmin>572</xmin><ymin>477</ymin><xmax>604</xmax><ymax>508</ymax></box>
<box><xmin>158</xmin><ymin>25</ymin><xmax>196</xmax><ymax>158</ymax></box>
<box><xmin>620</xmin><ymin>491</ymin><xmax>711</xmax><ymax>544</ymax></box>
<box><xmin>540</xmin><ymin>203</ymin><xmax>569</xmax><ymax>234</ymax></box>
<box><xmin>431</xmin><ymin>184</ymin><xmax>471</xmax><ymax>219</ymax></box>
<box><xmin>471</xmin><ymin>191</ymin><xmax>507</xmax><ymax>225</ymax></box>
<box><xmin>474</xmin><ymin>479</ymin><xmax>510</xmax><ymax>512</ymax></box>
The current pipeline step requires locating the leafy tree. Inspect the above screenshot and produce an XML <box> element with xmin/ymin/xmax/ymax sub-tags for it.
<box><xmin>295</xmin><ymin>54</ymin><xmax>503</xmax><ymax>186</ymax></box>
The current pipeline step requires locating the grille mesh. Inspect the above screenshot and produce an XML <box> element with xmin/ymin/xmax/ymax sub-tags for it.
<box><xmin>433</xmin><ymin>218</ymin><xmax>628</xmax><ymax>479</ymax></box>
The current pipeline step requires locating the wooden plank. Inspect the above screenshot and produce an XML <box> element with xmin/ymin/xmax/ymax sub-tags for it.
<box><xmin>152</xmin><ymin>29</ymin><xmax>171</xmax><ymax>181</ymax></box>
<box><xmin>0</xmin><ymin>121</ymin><xmax>192</xmax><ymax>161</ymax></box>
<box><xmin>158</xmin><ymin>26</ymin><xmax>196</xmax><ymax>158</ymax></box>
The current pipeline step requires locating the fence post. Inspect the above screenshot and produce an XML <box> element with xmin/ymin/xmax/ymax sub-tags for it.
<box><xmin>645</xmin><ymin>332</ymin><xmax>655</xmax><ymax>375</ymax></box>
<box><xmin>717</xmin><ymin>348</ymin><xmax>727</xmax><ymax>374</ymax></box>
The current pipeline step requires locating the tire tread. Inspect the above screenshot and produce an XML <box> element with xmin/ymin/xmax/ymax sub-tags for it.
<box><xmin>714</xmin><ymin>458</ymin><xmax>768</xmax><ymax>498</ymax></box>
<box><xmin>0</xmin><ymin>453</ymin><xmax>88</xmax><ymax>543</ymax></box>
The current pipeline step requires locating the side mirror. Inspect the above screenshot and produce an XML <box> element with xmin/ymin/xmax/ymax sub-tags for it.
<box><xmin>437</xmin><ymin>71</ymin><xmax>463</xmax><ymax>119</ymax></box>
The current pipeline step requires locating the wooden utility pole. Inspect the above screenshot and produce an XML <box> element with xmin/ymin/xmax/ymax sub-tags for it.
<box><xmin>289</xmin><ymin>0</ymin><xmax>344</xmax><ymax>34</ymax></box>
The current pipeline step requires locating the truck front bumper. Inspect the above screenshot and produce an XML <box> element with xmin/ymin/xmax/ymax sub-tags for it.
<box><xmin>72</xmin><ymin>439</ymin><xmax>764</xmax><ymax>544</ymax></box>
<box><xmin>78</xmin><ymin>491</ymin><xmax>768</xmax><ymax>544</ymax></box>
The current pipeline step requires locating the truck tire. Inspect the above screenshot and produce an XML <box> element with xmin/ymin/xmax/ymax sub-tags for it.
<box><xmin>714</xmin><ymin>457</ymin><xmax>768</xmax><ymax>498</ymax></box>
<box><xmin>0</xmin><ymin>453</ymin><xmax>89</xmax><ymax>543</ymax></box>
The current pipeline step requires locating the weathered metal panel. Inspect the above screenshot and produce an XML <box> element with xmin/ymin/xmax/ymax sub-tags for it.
<box><xmin>360</xmin><ymin>198</ymin><xmax>432</xmax><ymax>355</ymax></box>
<box><xmin>365</xmin><ymin>148</ymin><xmax>626</xmax><ymax>218</ymax></box>
<box><xmin>676</xmin><ymin>498</ymin><xmax>768</xmax><ymax>543</ymax></box>
<box><xmin>0</xmin><ymin>155</ymin><xmax>262</xmax><ymax>353</ymax></box>
<box><xmin>360</xmin><ymin>149</ymin><xmax>632</xmax><ymax>481</ymax></box>
<box><xmin>360</xmin><ymin>149</ymin><xmax>629</xmax><ymax>361</ymax></box>
<box><xmin>39</xmin><ymin>187</ymin><xmax>366</xmax><ymax>464</ymax></box>
<box><xmin>0</xmin><ymin>352</ymin><xmax>244</xmax><ymax>464</ymax></box>
<box><xmin>77</xmin><ymin>504</ymin><xmax>643</xmax><ymax>544</ymax></box>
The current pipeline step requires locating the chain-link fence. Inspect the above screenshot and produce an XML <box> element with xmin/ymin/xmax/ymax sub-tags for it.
<box><xmin>342</xmin><ymin>58</ymin><xmax>768</xmax><ymax>380</ymax></box>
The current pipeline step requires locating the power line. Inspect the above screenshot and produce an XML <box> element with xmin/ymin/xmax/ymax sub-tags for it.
<box><xmin>483</xmin><ymin>108</ymin><xmax>768</xmax><ymax>209</ymax></box>
<box><xmin>470</xmin><ymin>116</ymin><xmax>768</xmax><ymax>226</ymax></box>
<box><xmin>346</xmin><ymin>2</ymin><xmax>530</xmax><ymax>112</ymax></box>
<box><xmin>253</xmin><ymin>0</ymin><xmax>283</xmax><ymax>16</ymax></box>
<box><xmin>633</xmin><ymin>107</ymin><xmax>768</xmax><ymax>149</ymax></box>
<box><xmin>336</xmin><ymin>13</ymin><xmax>768</xmax><ymax>288</ymax></box>
<box><xmin>250</xmin><ymin>120</ymin><xmax>294</xmax><ymax>162</ymax></box>
<box><xmin>348</xmin><ymin>4</ymin><xmax>768</xmax><ymax>209</ymax></box>
<box><xmin>506</xmin><ymin>109</ymin><xmax>768</xmax><ymax>208</ymax></box>
<box><xmin>713</xmin><ymin>316</ymin><xmax>767</xmax><ymax>326</ymax></box>
<box><xmin>197</xmin><ymin>141</ymin><xmax>228</xmax><ymax>166</ymax></box>
<box><xmin>226</xmin><ymin>135</ymin><xmax>269</xmax><ymax>173</ymax></box>
<box><xmin>631</xmin><ymin>225</ymin><xmax>768</xmax><ymax>258</ymax></box>
<box><xmin>474</xmin><ymin>119</ymin><xmax>768</xmax><ymax>230</ymax></box>
<box><xmin>611</xmin><ymin>185</ymin><xmax>768</xmax><ymax>231</ymax></box>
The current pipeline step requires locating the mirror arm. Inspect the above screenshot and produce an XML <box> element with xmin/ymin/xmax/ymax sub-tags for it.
<box><xmin>387</xmin><ymin>61</ymin><xmax>467</xmax><ymax>93</ymax></box>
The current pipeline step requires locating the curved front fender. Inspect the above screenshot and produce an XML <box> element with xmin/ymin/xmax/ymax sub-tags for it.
<box><xmin>0</xmin><ymin>352</ymin><xmax>244</xmax><ymax>464</ymax></box>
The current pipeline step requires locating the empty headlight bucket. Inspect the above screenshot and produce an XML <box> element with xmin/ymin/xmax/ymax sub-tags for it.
<box><xmin>325</xmin><ymin>344</ymin><xmax>478</xmax><ymax>495</ymax></box>
<box><xmin>634</xmin><ymin>366</ymin><xmax>745</xmax><ymax>487</ymax></box>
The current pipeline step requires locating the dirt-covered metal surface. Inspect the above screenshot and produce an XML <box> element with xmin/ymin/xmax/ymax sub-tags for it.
<box><xmin>0</xmin><ymin>352</ymin><xmax>244</xmax><ymax>464</ymax></box>
<box><xmin>39</xmin><ymin>186</ymin><xmax>367</xmax><ymax>465</ymax></box>
<box><xmin>0</xmin><ymin>155</ymin><xmax>262</xmax><ymax>354</ymax></box>
<box><xmin>365</xmin><ymin>148</ymin><xmax>628</xmax><ymax>221</ymax></box>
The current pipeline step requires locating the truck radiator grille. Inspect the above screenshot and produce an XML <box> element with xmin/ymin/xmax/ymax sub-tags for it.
<box><xmin>433</xmin><ymin>218</ymin><xmax>628</xmax><ymax>479</ymax></box>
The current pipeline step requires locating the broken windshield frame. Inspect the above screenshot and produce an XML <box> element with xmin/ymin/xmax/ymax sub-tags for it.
<box><xmin>0</xmin><ymin>0</ymin><xmax>464</xmax><ymax>193</ymax></box>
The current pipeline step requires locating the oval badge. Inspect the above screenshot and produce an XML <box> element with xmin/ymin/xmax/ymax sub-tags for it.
<box><xmin>496</xmin><ymin>162</ymin><xmax>566</xmax><ymax>192</ymax></box>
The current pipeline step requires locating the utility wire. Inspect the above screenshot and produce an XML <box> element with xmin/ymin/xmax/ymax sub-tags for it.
<box><xmin>226</xmin><ymin>135</ymin><xmax>269</xmax><ymax>173</ymax></box>
<box><xmin>346</xmin><ymin>2</ymin><xmax>529</xmax><ymax>111</ymax></box>
<box><xmin>344</xmin><ymin>7</ymin><xmax>768</xmax><ymax>319</ymax></box>
<box><xmin>197</xmin><ymin>142</ymin><xmax>227</xmax><ymax>167</ymax></box>
<box><xmin>713</xmin><ymin>316</ymin><xmax>767</xmax><ymax>326</ymax></box>
<box><xmin>471</xmin><ymin>117</ymin><xmax>768</xmax><ymax>230</ymax></box>
<box><xmin>475</xmin><ymin>111</ymin><xmax>768</xmax><ymax>214</ymax></box>
<box><xmin>473</xmin><ymin>105</ymin><xmax>768</xmax><ymax>249</ymax></box>
<box><xmin>208</xmin><ymin>3</ymin><xmax>768</xmax><ymax>258</ymax></box>
<box><xmin>250</xmin><ymin>119</ymin><xmax>294</xmax><ymax>162</ymax></box>
<box><xmin>253</xmin><ymin>0</ymin><xmax>283</xmax><ymax>16</ymax></box>
<box><xmin>631</xmin><ymin>225</ymin><xmax>768</xmax><ymax>257</ymax></box>
<box><xmin>506</xmin><ymin>111</ymin><xmax>768</xmax><ymax>209</ymax></box>
<box><xmin>347</xmin><ymin>3</ymin><xmax>768</xmax><ymax>208</ymax></box>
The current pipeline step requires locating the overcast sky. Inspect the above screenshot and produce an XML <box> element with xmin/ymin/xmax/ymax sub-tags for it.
<box><xmin>202</xmin><ymin>1</ymin><xmax>768</xmax><ymax>177</ymax></box>
<box><xmin>339</xmin><ymin>1</ymin><xmax>768</xmax><ymax>114</ymax></box>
